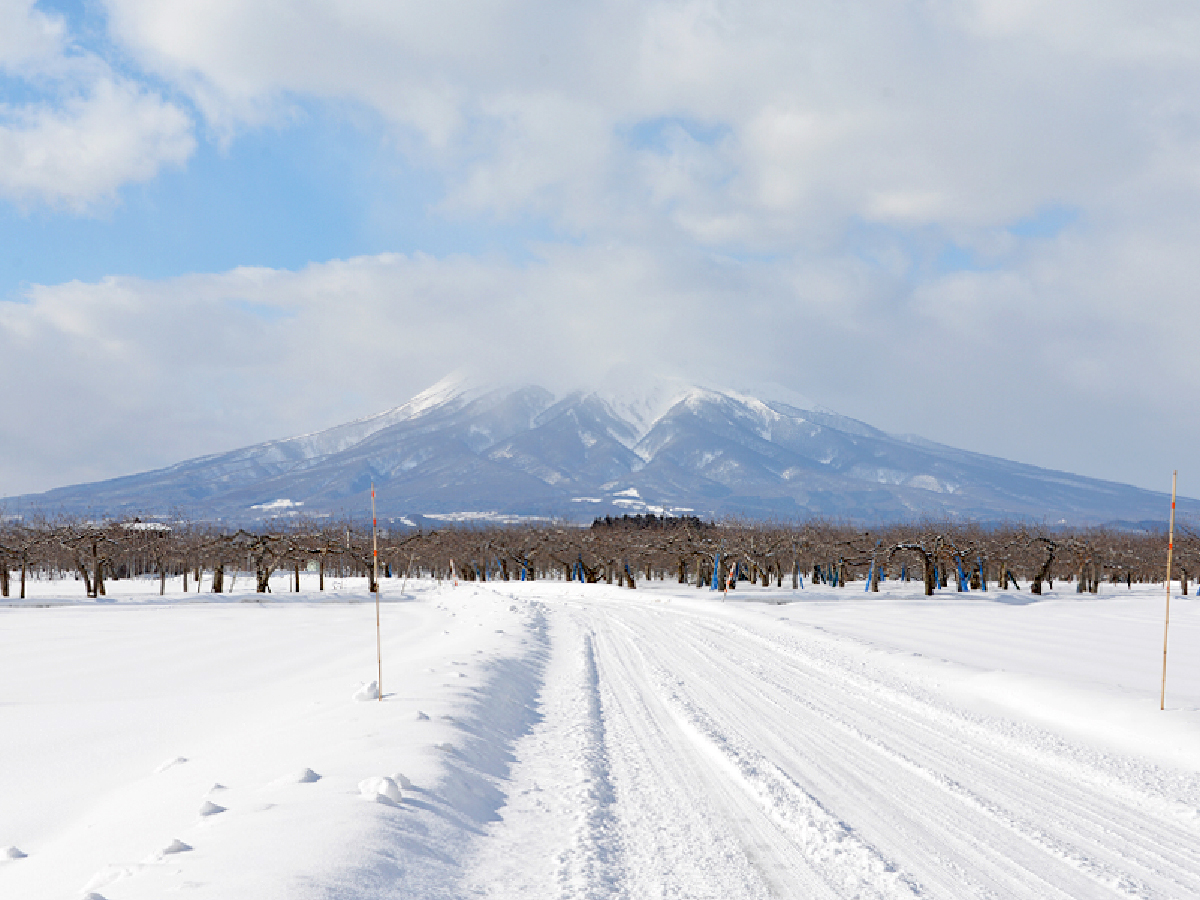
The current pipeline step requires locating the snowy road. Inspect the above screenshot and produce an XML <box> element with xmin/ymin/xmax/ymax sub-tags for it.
<box><xmin>3</xmin><ymin>580</ymin><xmax>1199</xmax><ymax>899</ymax></box>
<box><xmin>465</xmin><ymin>592</ymin><xmax>1200</xmax><ymax>900</ymax></box>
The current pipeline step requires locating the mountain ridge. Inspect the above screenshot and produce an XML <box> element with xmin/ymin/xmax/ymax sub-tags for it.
<box><xmin>3</xmin><ymin>375</ymin><xmax>1193</xmax><ymax>526</ymax></box>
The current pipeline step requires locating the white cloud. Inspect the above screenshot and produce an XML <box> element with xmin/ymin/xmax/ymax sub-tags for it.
<box><xmin>0</xmin><ymin>0</ymin><xmax>1179</xmax><ymax>249</ymax></box>
<box><xmin>4</xmin><ymin>1</ymin><xmax>1200</xmax><ymax>499</ymax></box>
<box><xmin>0</xmin><ymin>0</ymin><xmax>194</xmax><ymax>209</ymax></box>
<box><xmin>5</xmin><ymin>214</ymin><xmax>1200</xmax><ymax>496</ymax></box>
<box><xmin>0</xmin><ymin>0</ymin><xmax>65</xmax><ymax>70</ymax></box>
<box><xmin>97</xmin><ymin>0</ymin><xmax>1200</xmax><ymax>243</ymax></box>
<box><xmin>0</xmin><ymin>77</ymin><xmax>194</xmax><ymax>209</ymax></box>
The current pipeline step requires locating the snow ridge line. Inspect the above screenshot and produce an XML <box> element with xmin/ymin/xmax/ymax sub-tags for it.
<box><xmin>643</xmin><ymin>659</ymin><xmax>926</xmax><ymax>900</ymax></box>
<box><xmin>686</xmin><ymin>644</ymin><xmax>1156</xmax><ymax>900</ymax></box>
<box><xmin>680</xmin><ymin>617</ymin><xmax>1200</xmax><ymax>899</ymax></box>
<box><xmin>704</xmin><ymin>616</ymin><xmax>1200</xmax><ymax>823</ymax></box>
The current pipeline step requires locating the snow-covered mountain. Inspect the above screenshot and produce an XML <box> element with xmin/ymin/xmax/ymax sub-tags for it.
<box><xmin>5</xmin><ymin>375</ymin><xmax>1192</xmax><ymax>525</ymax></box>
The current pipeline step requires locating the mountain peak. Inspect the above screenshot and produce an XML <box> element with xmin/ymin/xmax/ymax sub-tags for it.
<box><xmin>5</xmin><ymin>374</ymin><xmax>1192</xmax><ymax>525</ymax></box>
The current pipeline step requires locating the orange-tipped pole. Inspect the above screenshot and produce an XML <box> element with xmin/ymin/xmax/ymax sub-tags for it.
<box><xmin>372</xmin><ymin>482</ymin><xmax>382</xmax><ymax>702</ymax></box>
<box><xmin>1161</xmin><ymin>471</ymin><xmax>1177</xmax><ymax>710</ymax></box>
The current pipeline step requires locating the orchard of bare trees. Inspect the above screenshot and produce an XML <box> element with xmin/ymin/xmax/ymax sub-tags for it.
<box><xmin>2</xmin><ymin>512</ymin><xmax>1196</xmax><ymax>600</ymax></box>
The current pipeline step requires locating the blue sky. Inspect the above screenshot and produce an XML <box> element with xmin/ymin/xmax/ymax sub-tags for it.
<box><xmin>0</xmin><ymin>76</ymin><xmax>558</xmax><ymax>300</ymax></box>
<box><xmin>3</xmin><ymin>0</ymin><xmax>1200</xmax><ymax>498</ymax></box>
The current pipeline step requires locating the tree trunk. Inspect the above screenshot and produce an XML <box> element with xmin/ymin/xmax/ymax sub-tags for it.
<box><xmin>1030</xmin><ymin>546</ymin><xmax>1055</xmax><ymax>595</ymax></box>
<box><xmin>78</xmin><ymin>563</ymin><xmax>94</xmax><ymax>598</ymax></box>
<box><xmin>212</xmin><ymin>564</ymin><xmax>225</xmax><ymax>593</ymax></box>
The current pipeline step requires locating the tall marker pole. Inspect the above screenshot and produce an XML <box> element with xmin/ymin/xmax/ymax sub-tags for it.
<box><xmin>1160</xmin><ymin>471</ymin><xmax>1177</xmax><ymax>710</ymax></box>
<box><xmin>372</xmin><ymin>482</ymin><xmax>382</xmax><ymax>702</ymax></box>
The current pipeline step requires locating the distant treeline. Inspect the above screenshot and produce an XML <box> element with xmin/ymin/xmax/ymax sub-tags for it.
<box><xmin>1</xmin><ymin>514</ymin><xmax>1194</xmax><ymax>600</ymax></box>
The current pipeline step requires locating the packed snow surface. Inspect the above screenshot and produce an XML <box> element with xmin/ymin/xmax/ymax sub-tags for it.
<box><xmin>2</xmin><ymin>574</ymin><xmax>1199</xmax><ymax>899</ymax></box>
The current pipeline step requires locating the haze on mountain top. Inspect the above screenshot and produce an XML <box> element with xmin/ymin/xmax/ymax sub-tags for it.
<box><xmin>2</xmin><ymin>1</ymin><xmax>1198</xmax><ymax>499</ymax></box>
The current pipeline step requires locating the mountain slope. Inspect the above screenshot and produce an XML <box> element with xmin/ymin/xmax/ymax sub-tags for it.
<box><xmin>4</xmin><ymin>377</ymin><xmax>1191</xmax><ymax>525</ymax></box>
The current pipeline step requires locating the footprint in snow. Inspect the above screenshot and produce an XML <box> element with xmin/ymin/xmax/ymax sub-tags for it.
<box><xmin>415</xmin><ymin>710</ymin><xmax>430</xmax><ymax>720</ymax></box>
<box><xmin>3</xmin><ymin>845</ymin><xmax>27</xmax><ymax>859</ymax></box>
<box><xmin>155</xmin><ymin>756</ymin><xmax>188</xmax><ymax>773</ymax></box>
<box><xmin>359</xmin><ymin>776</ymin><xmax>403</xmax><ymax>804</ymax></box>
<box><xmin>270</xmin><ymin>767</ymin><xmax>321</xmax><ymax>787</ymax></box>
<box><xmin>199</xmin><ymin>800</ymin><xmax>226</xmax><ymax>816</ymax></box>
<box><xmin>82</xmin><ymin>864</ymin><xmax>140</xmax><ymax>893</ymax></box>
<box><xmin>162</xmin><ymin>838</ymin><xmax>192</xmax><ymax>855</ymax></box>
<box><xmin>353</xmin><ymin>680</ymin><xmax>380</xmax><ymax>701</ymax></box>
<box><xmin>82</xmin><ymin>893</ymin><xmax>108</xmax><ymax>900</ymax></box>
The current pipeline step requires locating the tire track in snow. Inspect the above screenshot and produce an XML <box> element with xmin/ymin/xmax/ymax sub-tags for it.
<box><xmin>675</xmin><ymin>615</ymin><xmax>1200</xmax><ymax>898</ymax></box>
<box><xmin>611</xmin><ymin>604</ymin><xmax>1200</xmax><ymax>899</ymax></box>
<box><xmin>589</xmin><ymin>608</ymin><xmax>895</xmax><ymax>900</ymax></box>
<box><xmin>571</xmin><ymin>632</ymin><xmax>624</xmax><ymax>898</ymax></box>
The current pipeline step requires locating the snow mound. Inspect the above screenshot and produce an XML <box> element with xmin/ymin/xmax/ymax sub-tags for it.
<box><xmin>3</xmin><ymin>845</ymin><xmax>27</xmax><ymax>859</ymax></box>
<box><xmin>353</xmin><ymin>680</ymin><xmax>380</xmax><ymax>701</ymax></box>
<box><xmin>162</xmin><ymin>838</ymin><xmax>191</xmax><ymax>854</ymax></box>
<box><xmin>358</xmin><ymin>776</ymin><xmax>402</xmax><ymax>804</ymax></box>
<box><xmin>393</xmin><ymin>772</ymin><xmax>414</xmax><ymax>790</ymax></box>
<box><xmin>154</xmin><ymin>756</ymin><xmax>188</xmax><ymax>773</ymax></box>
<box><xmin>199</xmin><ymin>800</ymin><xmax>226</xmax><ymax>816</ymax></box>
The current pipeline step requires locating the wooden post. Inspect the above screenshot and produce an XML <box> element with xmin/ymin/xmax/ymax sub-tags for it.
<box><xmin>1161</xmin><ymin>471</ymin><xmax>1177</xmax><ymax>710</ymax></box>
<box><xmin>372</xmin><ymin>483</ymin><xmax>382</xmax><ymax>702</ymax></box>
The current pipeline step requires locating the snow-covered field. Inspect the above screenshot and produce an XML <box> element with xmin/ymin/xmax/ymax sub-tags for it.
<box><xmin>3</xmin><ymin>575</ymin><xmax>1199</xmax><ymax>899</ymax></box>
